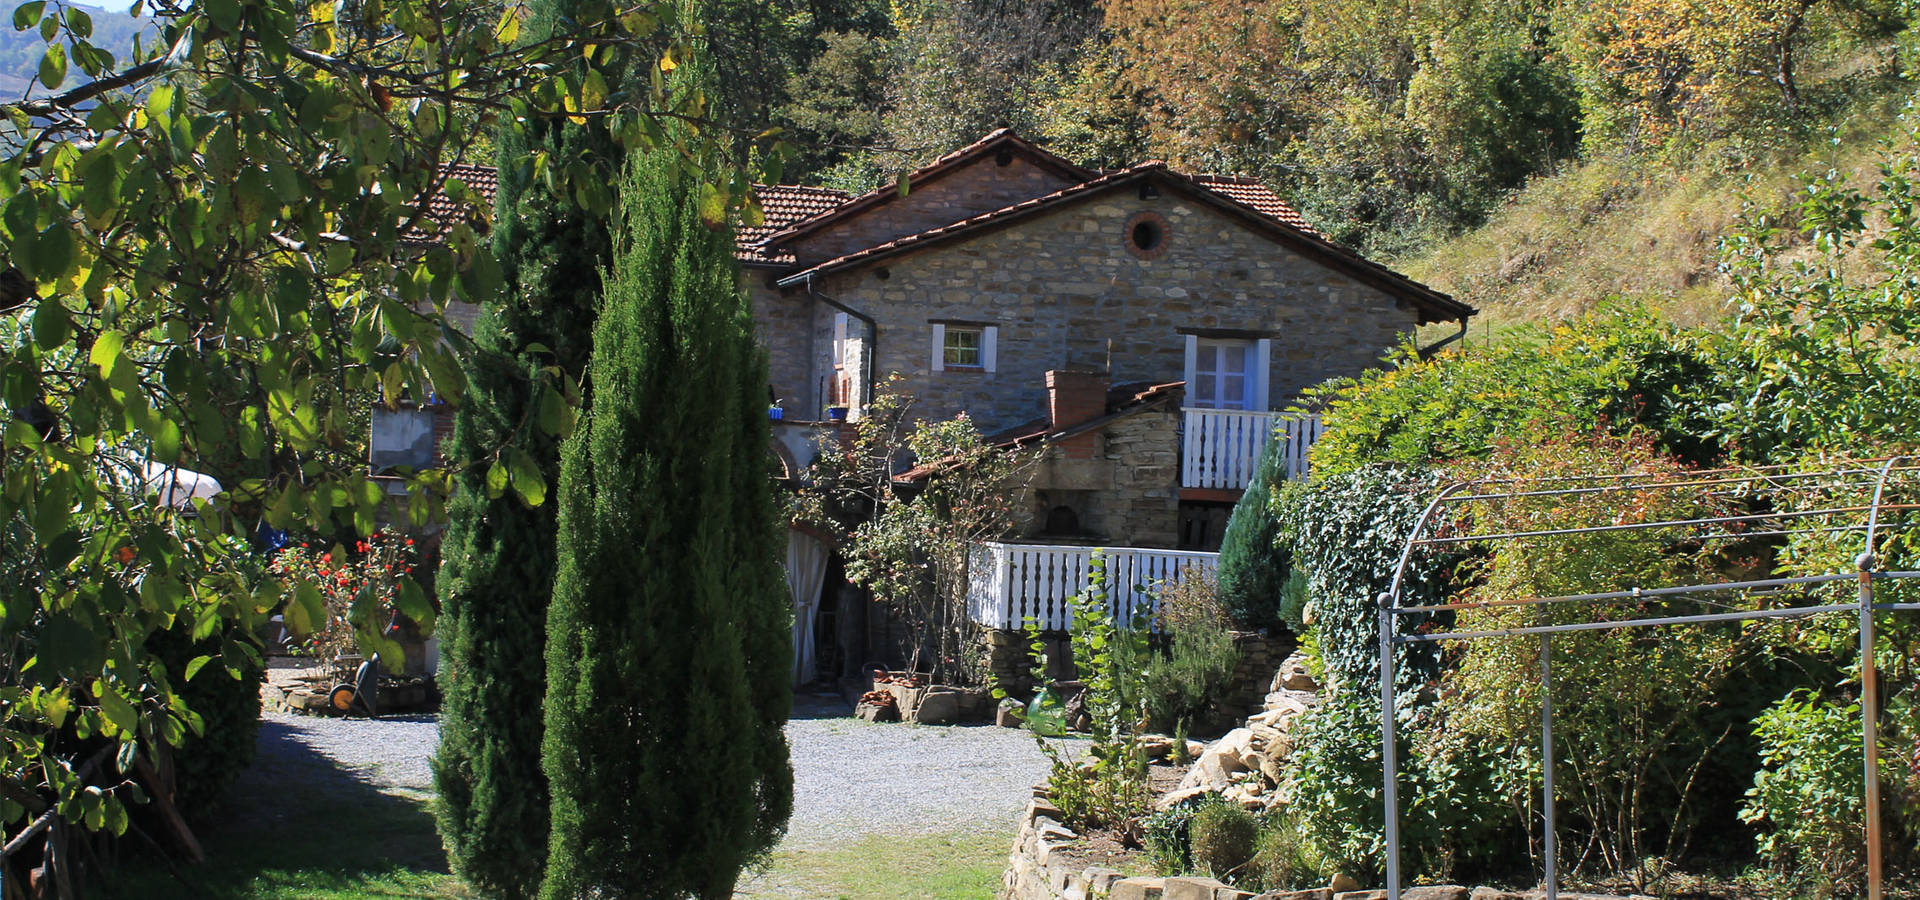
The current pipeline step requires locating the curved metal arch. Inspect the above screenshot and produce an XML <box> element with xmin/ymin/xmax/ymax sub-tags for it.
<box><xmin>1376</xmin><ymin>458</ymin><xmax>1914</xmax><ymax>900</ymax></box>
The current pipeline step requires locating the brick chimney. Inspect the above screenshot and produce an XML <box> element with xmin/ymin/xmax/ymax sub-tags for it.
<box><xmin>1047</xmin><ymin>368</ymin><xmax>1109</xmax><ymax>459</ymax></box>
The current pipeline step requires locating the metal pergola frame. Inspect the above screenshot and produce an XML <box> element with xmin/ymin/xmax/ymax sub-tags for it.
<box><xmin>1378</xmin><ymin>458</ymin><xmax>1920</xmax><ymax>900</ymax></box>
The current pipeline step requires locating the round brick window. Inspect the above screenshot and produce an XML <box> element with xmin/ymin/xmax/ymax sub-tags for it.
<box><xmin>1123</xmin><ymin>211</ymin><xmax>1171</xmax><ymax>260</ymax></box>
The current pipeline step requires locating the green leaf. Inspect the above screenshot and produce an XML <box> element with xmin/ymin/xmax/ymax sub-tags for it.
<box><xmin>89</xmin><ymin>330</ymin><xmax>124</xmax><ymax>378</ymax></box>
<box><xmin>504</xmin><ymin>446</ymin><xmax>543</xmax><ymax>507</ymax></box>
<box><xmin>94</xmin><ymin>682</ymin><xmax>137</xmax><ymax>735</ymax></box>
<box><xmin>12</xmin><ymin>2</ymin><xmax>45</xmax><ymax>31</ymax></box>
<box><xmin>285</xmin><ymin>580</ymin><xmax>323</xmax><ymax>635</ymax></box>
<box><xmin>536</xmin><ymin>384</ymin><xmax>572</xmax><ymax>437</ymax></box>
<box><xmin>697</xmin><ymin>182</ymin><xmax>724</xmax><ymax>226</ymax></box>
<box><xmin>29</xmin><ymin>297</ymin><xmax>68</xmax><ymax>351</ymax></box>
<box><xmin>104</xmin><ymin>797</ymin><xmax>127</xmax><ymax>836</ymax></box>
<box><xmin>896</xmin><ymin>172</ymin><xmax>910</xmax><ymax>198</ymax></box>
<box><xmin>484</xmin><ymin>459</ymin><xmax>508</xmax><ymax>499</ymax></box>
<box><xmin>28</xmin><ymin>221</ymin><xmax>72</xmax><ymax>282</ymax></box>
<box><xmin>579</xmin><ymin>69</ymin><xmax>607</xmax><ymax>111</ymax></box>
<box><xmin>37</xmin><ymin>42</ymin><xmax>64</xmax><ymax>90</ymax></box>
<box><xmin>182</xmin><ymin>654</ymin><xmax>214</xmax><ymax>681</ymax></box>
<box><xmin>44</xmin><ymin>686</ymin><xmax>69</xmax><ymax>729</ymax></box>
<box><xmin>395</xmin><ymin>578</ymin><xmax>433</xmax><ymax>635</ymax></box>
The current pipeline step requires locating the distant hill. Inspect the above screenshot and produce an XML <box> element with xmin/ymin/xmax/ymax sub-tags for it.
<box><xmin>0</xmin><ymin>3</ymin><xmax>149</xmax><ymax>99</ymax></box>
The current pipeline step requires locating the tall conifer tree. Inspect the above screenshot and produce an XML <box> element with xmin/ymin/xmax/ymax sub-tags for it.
<box><xmin>430</xmin><ymin>1</ymin><xmax>633</xmax><ymax>894</ymax></box>
<box><xmin>538</xmin><ymin>70</ymin><xmax>794</xmax><ymax>900</ymax></box>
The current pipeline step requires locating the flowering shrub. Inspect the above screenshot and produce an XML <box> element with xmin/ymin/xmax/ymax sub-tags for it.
<box><xmin>270</xmin><ymin>532</ymin><xmax>431</xmax><ymax>671</ymax></box>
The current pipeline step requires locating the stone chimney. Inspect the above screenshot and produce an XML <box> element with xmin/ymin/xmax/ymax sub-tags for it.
<box><xmin>1046</xmin><ymin>368</ymin><xmax>1109</xmax><ymax>459</ymax></box>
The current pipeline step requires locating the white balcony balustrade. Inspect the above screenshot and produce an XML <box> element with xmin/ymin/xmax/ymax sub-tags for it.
<box><xmin>1180</xmin><ymin>409</ymin><xmax>1321</xmax><ymax>491</ymax></box>
<box><xmin>966</xmin><ymin>542</ymin><xmax>1220</xmax><ymax>631</ymax></box>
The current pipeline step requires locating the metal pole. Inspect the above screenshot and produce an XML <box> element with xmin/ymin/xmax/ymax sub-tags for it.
<box><xmin>1541</xmin><ymin>632</ymin><xmax>1557</xmax><ymax>900</ymax></box>
<box><xmin>1859</xmin><ymin>456</ymin><xmax>1899</xmax><ymax>900</ymax></box>
<box><xmin>1380</xmin><ymin>596</ymin><xmax>1401</xmax><ymax>900</ymax></box>
<box><xmin>1860</xmin><ymin>556</ymin><xmax>1883</xmax><ymax>900</ymax></box>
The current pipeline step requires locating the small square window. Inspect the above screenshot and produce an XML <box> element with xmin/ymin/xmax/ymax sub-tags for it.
<box><xmin>943</xmin><ymin>327</ymin><xmax>983</xmax><ymax>368</ymax></box>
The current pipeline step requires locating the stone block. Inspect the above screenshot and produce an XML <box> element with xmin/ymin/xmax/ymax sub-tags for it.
<box><xmin>1111</xmin><ymin>877</ymin><xmax>1166</xmax><ymax>900</ymax></box>
<box><xmin>1030</xmin><ymin>796</ymin><xmax>1064</xmax><ymax>822</ymax></box>
<box><xmin>1163</xmin><ymin>877</ymin><xmax>1232</xmax><ymax>900</ymax></box>
<box><xmin>913</xmin><ymin>689</ymin><xmax>961</xmax><ymax>725</ymax></box>
<box><xmin>1402</xmin><ymin>887</ymin><xmax>1469</xmax><ymax>900</ymax></box>
<box><xmin>1083</xmin><ymin>867</ymin><xmax>1125</xmax><ymax>896</ymax></box>
<box><xmin>1467</xmin><ymin>890</ymin><xmax>1521</xmax><ymax>900</ymax></box>
<box><xmin>1251</xmin><ymin>890</ymin><xmax>1330</xmax><ymax>900</ymax></box>
<box><xmin>1331</xmin><ymin>891</ymin><xmax>1388</xmax><ymax>900</ymax></box>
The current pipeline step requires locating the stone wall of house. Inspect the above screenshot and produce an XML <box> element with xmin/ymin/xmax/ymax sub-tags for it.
<box><xmin>1014</xmin><ymin>404</ymin><xmax>1182</xmax><ymax>547</ymax></box>
<box><xmin>787</xmin><ymin>155</ymin><xmax>1076</xmax><ymax>266</ymax></box>
<box><xmin>813</xmin><ymin>189</ymin><xmax>1422</xmax><ymax>436</ymax></box>
<box><xmin>748</xmin><ymin>280</ymin><xmax>817</xmax><ymax>416</ymax></box>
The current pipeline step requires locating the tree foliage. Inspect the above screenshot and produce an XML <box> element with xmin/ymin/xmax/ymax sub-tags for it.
<box><xmin>428</xmin><ymin>0</ymin><xmax>637</xmax><ymax>890</ymax></box>
<box><xmin>1215</xmin><ymin>430</ymin><xmax>1291</xmax><ymax>630</ymax></box>
<box><xmin>539</xmin><ymin>84</ymin><xmax>792</xmax><ymax>899</ymax></box>
<box><xmin>0</xmin><ymin>0</ymin><xmax>780</xmax><ymax>859</ymax></box>
<box><xmin>798</xmin><ymin>379</ymin><xmax>1028</xmax><ymax>686</ymax></box>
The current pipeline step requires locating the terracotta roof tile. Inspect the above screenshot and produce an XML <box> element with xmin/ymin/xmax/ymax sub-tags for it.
<box><xmin>425</xmin><ymin>166</ymin><xmax>848</xmax><ymax>264</ymax></box>
<box><xmin>403</xmin><ymin>163</ymin><xmax>498</xmax><ymax>243</ymax></box>
<box><xmin>1189</xmin><ymin>175</ymin><xmax>1322</xmax><ymax>237</ymax></box>
<box><xmin>738</xmin><ymin>184</ymin><xmax>851</xmax><ymax>265</ymax></box>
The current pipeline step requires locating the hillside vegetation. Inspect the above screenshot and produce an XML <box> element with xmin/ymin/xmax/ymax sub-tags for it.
<box><xmin>710</xmin><ymin>0</ymin><xmax>1916</xmax><ymax>261</ymax></box>
<box><xmin>1399</xmin><ymin>78</ymin><xmax>1920</xmax><ymax>328</ymax></box>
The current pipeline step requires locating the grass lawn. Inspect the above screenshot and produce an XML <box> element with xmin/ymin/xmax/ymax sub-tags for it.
<box><xmin>736</xmin><ymin>829</ymin><xmax>1010</xmax><ymax>900</ymax></box>
<box><xmin>107</xmin><ymin>797</ymin><xmax>1008</xmax><ymax>900</ymax></box>
<box><xmin>102</xmin><ymin>713</ymin><xmax>1014</xmax><ymax>899</ymax></box>
<box><xmin>101</xmin><ymin>715</ymin><xmax>465</xmax><ymax>900</ymax></box>
<box><xmin>100</xmin><ymin>781</ymin><xmax>464</xmax><ymax>900</ymax></box>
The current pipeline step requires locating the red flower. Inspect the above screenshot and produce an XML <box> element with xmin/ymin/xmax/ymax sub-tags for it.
<box><xmin>114</xmin><ymin>546</ymin><xmax>136</xmax><ymax>564</ymax></box>
<box><xmin>404</xmin><ymin>538</ymin><xmax>414</xmax><ymax>546</ymax></box>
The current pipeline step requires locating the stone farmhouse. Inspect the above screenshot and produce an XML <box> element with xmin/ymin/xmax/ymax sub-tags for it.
<box><xmin>373</xmin><ymin>130</ymin><xmax>1472</xmax><ymax>685</ymax></box>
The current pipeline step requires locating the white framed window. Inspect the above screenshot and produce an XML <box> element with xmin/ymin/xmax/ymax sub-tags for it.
<box><xmin>1183</xmin><ymin>334</ymin><xmax>1270</xmax><ymax>410</ymax></box>
<box><xmin>930</xmin><ymin>323</ymin><xmax>997</xmax><ymax>373</ymax></box>
<box><xmin>832</xmin><ymin>312</ymin><xmax>850</xmax><ymax>368</ymax></box>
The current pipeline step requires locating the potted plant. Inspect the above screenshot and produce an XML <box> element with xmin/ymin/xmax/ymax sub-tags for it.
<box><xmin>768</xmin><ymin>402</ymin><xmax>784</xmax><ymax>421</ymax></box>
<box><xmin>826</xmin><ymin>405</ymin><xmax>849</xmax><ymax>421</ymax></box>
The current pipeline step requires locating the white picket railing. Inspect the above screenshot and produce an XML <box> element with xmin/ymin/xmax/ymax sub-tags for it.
<box><xmin>967</xmin><ymin>542</ymin><xmax>1220</xmax><ymax>631</ymax></box>
<box><xmin>1180</xmin><ymin>409</ymin><xmax>1322</xmax><ymax>490</ymax></box>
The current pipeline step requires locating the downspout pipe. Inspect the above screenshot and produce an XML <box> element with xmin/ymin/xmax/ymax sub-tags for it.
<box><xmin>1417</xmin><ymin>315</ymin><xmax>1470</xmax><ymax>361</ymax></box>
<box><xmin>803</xmin><ymin>272</ymin><xmax>877</xmax><ymax>416</ymax></box>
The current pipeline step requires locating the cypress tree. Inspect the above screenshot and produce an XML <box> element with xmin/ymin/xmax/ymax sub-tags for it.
<box><xmin>1215</xmin><ymin>429</ymin><xmax>1292</xmax><ymax>630</ymax></box>
<box><xmin>429</xmin><ymin>1</ymin><xmax>633</xmax><ymax>894</ymax></box>
<box><xmin>538</xmin><ymin>88</ymin><xmax>794</xmax><ymax>900</ymax></box>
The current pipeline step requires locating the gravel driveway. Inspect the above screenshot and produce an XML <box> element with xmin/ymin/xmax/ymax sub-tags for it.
<box><xmin>261</xmin><ymin>692</ymin><xmax>1074</xmax><ymax>847</ymax></box>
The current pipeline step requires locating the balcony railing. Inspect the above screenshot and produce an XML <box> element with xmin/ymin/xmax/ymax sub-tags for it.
<box><xmin>1180</xmin><ymin>408</ymin><xmax>1322</xmax><ymax>491</ymax></box>
<box><xmin>967</xmin><ymin>542</ymin><xmax>1220</xmax><ymax>631</ymax></box>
